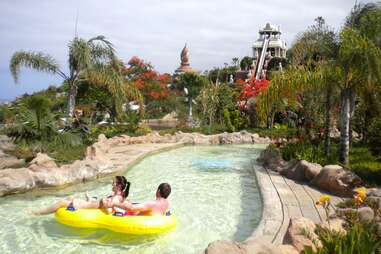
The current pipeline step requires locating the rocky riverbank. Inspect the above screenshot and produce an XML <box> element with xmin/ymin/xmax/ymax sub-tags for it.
<box><xmin>0</xmin><ymin>135</ymin><xmax>25</xmax><ymax>169</ymax></box>
<box><xmin>258</xmin><ymin>146</ymin><xmax>362</xmax><ymax>197</ymax></box>
<box><xmin>0</xmin><ymin>131</ymin><xmax>271</xmax><ymax>196</ymax></box>
<box><xmin>196</xmin><ymin>146</ymin><xmax>379</xmax><ymax>254</ymax></box>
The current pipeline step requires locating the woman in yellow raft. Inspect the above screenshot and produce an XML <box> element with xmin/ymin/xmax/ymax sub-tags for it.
<box><xmin>32</xmin><ymin>176</ymin><xmax>131</xmax><ymax>215</ymax></box>
<box><xmin>53</xmin><ymin>183</ymin><xmax>175</xmax><ymax>235</ymax></box>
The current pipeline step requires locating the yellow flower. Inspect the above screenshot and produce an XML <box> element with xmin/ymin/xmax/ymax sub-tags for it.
<box><xmin>319</xmin><ymin>195</ymin><xmax>331</xmax><ymax>203</ymax></box>
<box><xmin>354</xmin><ymin>194</ymin><xmax>364</xmax><ymax>206</ymax></box>
<box><xmin>354</xmin><ymin>187</ymin><xmax>366</xmax><ymax>200</ymax></box>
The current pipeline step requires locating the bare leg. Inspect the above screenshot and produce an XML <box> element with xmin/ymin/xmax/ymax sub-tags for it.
<box><xmin>33</xmin><ymin>196</ymin><xmax>101</xmax><ymax>216</ymax></box>
<box><xmin>33</xmin><ymin>197</ymin><xmax>73</xmax><ymax>216</ymax></box>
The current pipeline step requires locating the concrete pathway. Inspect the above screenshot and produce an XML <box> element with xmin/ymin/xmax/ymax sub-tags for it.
<box><xmin>251</xmin><ymin>164</ymin><xmax>343</xmax><ymax>244</ymax></box>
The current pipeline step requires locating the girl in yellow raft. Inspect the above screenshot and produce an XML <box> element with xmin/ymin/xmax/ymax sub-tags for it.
<box><xmin>33</xmin><ymin>176</ymin><xmax>131</xmax><ymax>215</ymax></box>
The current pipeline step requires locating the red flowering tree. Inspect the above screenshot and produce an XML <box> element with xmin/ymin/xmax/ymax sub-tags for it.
<box><xmin>236</xmin><ymin>78</ymin><xmax>270</xmax><ymax>110</ymax></box>
<box><xmin>123</xmin><ymin>56</ymin><xmax>175</xmax><ymax>118</ymax></box>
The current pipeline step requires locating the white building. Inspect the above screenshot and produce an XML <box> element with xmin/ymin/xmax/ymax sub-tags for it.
<box><xmin>253</xmin><ymin>23</ymin><xmax>287</xmax><ymax>60</ymax></box>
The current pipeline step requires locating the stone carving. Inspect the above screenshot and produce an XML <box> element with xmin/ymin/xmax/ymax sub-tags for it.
<box><xmin>175</xmin><ymin>44</ymin><xmax>195</xmax><ymax>74</ymax></box>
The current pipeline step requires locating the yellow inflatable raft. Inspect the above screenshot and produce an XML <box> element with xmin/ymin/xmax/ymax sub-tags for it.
<box><xmin>55</xmin><ymin>208</ymin><xmax>177</xmax><ymax>235</ymax></box>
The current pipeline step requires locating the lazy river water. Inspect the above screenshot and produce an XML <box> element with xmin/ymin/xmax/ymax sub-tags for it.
<box><xmin>0</xmin><ymin>144</ymin><xmax>265</xmax><ymax>254</ymax></box>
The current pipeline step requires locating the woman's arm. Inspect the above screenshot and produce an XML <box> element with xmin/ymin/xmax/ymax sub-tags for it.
<box><xmin>112</xmin><ymin>200</ymin><xmax>153</xmax><ymax>213</ymax></box>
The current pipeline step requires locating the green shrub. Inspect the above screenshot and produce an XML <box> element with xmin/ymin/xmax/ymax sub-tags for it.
<box><xmin>86</xmin><ymin>124</ymin><xmax>135</xmax><ymax>143</ymax></box>
<box><xmin>134</xmin><ymin>124</ymin><xmax>152</xmax><ymax>136</ymax></box>
<box><xmin>304</xmin><ymin>222</ymin><xmax>381</xmax><ymax>254</ymax></box>
<box><xmin>248</xmin><ymin>127</ymin><xmax>298</xmax><ymax>139</ymax></box>
<box><xmin>223</xmin><ymin>109</ymin><xmax>235</xmax><ymax>132</ymax></box>
<box><xmin>350</xmin><ymin>161</ymin><xmax>381</xmax><ymax>184</ymax></box>
<box><xmin>46</xmin><ymin>144</ymin><xmax>87</xmax><ymax>165</ymax></box>
<box><xmin>280</xmin><ymin>140</ymin><xmax>337</xmax><ymax>164</ymax></box>
<box><xmin>349</xmin><ymin>144</ymin><xmax>381</xmax><ymax>185</ymax></box>
<box><xmin>368</xmin><ymin>119</ymin><xmax>381</xmax><ymax>157</ymax></box>
<box><xmin>5</xmin><ymin>145</ymin><xmax>35</xmax><ymax>163</ymax></box>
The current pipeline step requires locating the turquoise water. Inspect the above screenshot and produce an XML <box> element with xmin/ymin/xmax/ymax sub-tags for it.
<box><xmin>0</xmin><ymin>144</ymin><xmax>265</xmax><ymax>254</ymax></box>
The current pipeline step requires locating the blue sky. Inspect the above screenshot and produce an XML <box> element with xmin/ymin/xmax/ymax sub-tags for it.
<box><xmin>0</xmin><ymin>0</ymin><xmax>363</xmax><ymax>100</ymax></box>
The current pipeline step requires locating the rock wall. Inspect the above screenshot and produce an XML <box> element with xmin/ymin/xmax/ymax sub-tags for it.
<box><xmin>0</xmin><ymin>135</ymin><xmax>25</xmax><ymax>169</ymax></box>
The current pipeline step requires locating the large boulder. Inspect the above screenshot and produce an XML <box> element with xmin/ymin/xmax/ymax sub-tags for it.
<box><xmin>357</xmin><ymin>207</ymin><xmax>374</xmax><ymax>222</ymax></box>
<box><xmin>97</xmin><ymin>133</ymin><xmax>107</xmax><ymax>143</ymax></box>
<box><xmin>0</xmin><ymin>156</ymin><xmax>25</xmax><ymax>169</ymax></box>
<box><xmin>203</xmin><ymin>239</ymin><xmax>283</xmax><ymax>254</ymax></box>
<box><xmin>240</xmin><ymin>238</ymin><xmax>283</xmax><ymax>254</ymax></box>
<box><xmin>281</xmin><ymin>160</ymin><xmax>322</xmax><ymax>182</ymax></box>
<box><xmin>258</xmin><ymin>147</ymin><xmax>286</xmax><ymax>172</ymax></box>
<box><xmin>203</xmin><ymin>240</ymin><xmax>243</xmax><ymax>254</ymax></box>
<box><xmin>304</xmin><ymin>162</ymin><xmax>322</xmax><ymax>181</ymax></box>
<box><xmin>28</xmin><ymin>153</ymin><xmax>57</xmax><ymax>171</ymax></box>
<box><xmin>367</xmin><ymin>188</ymin><xmax>381</xmax><ymax>197</ymax></box>
<box><xmin>310</xmin><ymin>165</ymin><xmax>362</xmax><ymax>197</ymax></box>
<box><xmin>0</xmin><ymin>168</ymin><xmax>35</xmax><ymax>196</ymax></box>
<box><xmin>0</xmin><ymin>135</ymin><xmax>16</xmax><ymax>151</ymax></box>
<box><xmin>283</xmin><ymin>217</ymin><xmax>321</xmax><ymax>253</ymax></box>
<box><xmin>218</xmin><ymin>132</ymin><xmax>235</xmax><ymax>144</ymax></box>
<box><xmin>277</xmin><ymin>245</ymin><xmax>299</xmax><ymax>254</ymax></box>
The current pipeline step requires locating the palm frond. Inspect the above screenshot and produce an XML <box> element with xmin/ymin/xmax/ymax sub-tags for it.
<box><xmin>68</xmin><ymin>38</ymin><xmax>92</xmax><ymax>75</ymax></box>
<box><xmin>88</xmin><ymin>35</ymin><xmax>115</xmax><ymax>60</ymax></box>
<box><xmin>10</xmin><ymin>51</ymin><xmax>66</xmax><ymax>83</ymax></box>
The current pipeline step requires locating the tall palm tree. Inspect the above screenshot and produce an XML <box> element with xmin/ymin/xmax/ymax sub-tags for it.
<box><xmin>290</xmin><ymin>17</ymin><xmax>339</xmax><ymax>156</ymax></box>
<box><xmin>337</xmin><ymin>27</ymin><xmax>381</xmax><ymax>164</ymax></box>
<box><xmin>9</xmin><ymin>36</ymin><xmax>140</xmax><ymax>121</ymax></box>
<box><xmin>335</xmin><ymin>2</ymin><xmax>381</xmax><ymax>164</ymax></box>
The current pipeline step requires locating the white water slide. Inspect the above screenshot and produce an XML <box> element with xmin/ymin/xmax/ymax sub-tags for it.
<box><xmin>255</xmin><ymin>35</ymin><xmax>270</xmax><ymax>80</ymax></box>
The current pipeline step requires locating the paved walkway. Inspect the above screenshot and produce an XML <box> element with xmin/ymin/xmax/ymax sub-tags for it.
<box><xmin>251</xmin><ymin>164</ymin><xmax>343</xmax><ymax>244</ymax></box>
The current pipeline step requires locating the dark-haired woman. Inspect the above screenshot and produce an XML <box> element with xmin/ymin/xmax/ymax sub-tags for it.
<box><xmin>33</xmin><ymin>176</ymin><xmax>131</xmax><ymax>215</ymax></box>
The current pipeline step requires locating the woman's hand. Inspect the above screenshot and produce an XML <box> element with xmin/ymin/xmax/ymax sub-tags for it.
<box><xmin>85</xmin><ymin>191</ymin><xmax>90</xmax><ymax>201</ymax></box>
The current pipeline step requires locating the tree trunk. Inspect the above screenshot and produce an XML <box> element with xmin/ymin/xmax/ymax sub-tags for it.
<box><xmin>67</xmin><ymin>81</ymin><xmax>77</xmax><ymax>119</ymax></box>
<box><xmin>188</xmin><ymin>96</ymin><xmax>193</xmax><ymax>121</ymax></box>
<box><xmin>324</xmin><ymin>87</ymin><xmax>332</xmax><ymax>156</ymax></box>
<box><xmin>349</xmin><ymin>90</ymin><xmax>356</xmax><ymax>146</ymax></box>
<box><xmin>364</xmin><ymin>108</ymin><xmax>371</xmax><ymax>141</ymax></box>
<box><xmin>339</xmin><ymin>88</ymin><xmax>351</xmax><ymax>165</ymax></box>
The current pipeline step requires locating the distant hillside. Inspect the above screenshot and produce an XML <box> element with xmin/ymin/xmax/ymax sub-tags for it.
<box><xmin>0</xmin><ymin>98</ymin><xmax>11</xmax><ymax>104</ymax></box>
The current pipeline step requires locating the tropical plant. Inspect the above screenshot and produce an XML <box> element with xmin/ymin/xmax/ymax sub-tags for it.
<box><xmin>368</xmin><ymin>118</ymin><xmax>381</xmax><ymax>157</ymax></box>
<box><xmin>336</xmin><ymin>27</ymin><xmax>381</xmax><ymax>164</ymax></box>
<box><xmin>197</xmin><ymin>81</ymin><xmax>220</xmax><ymax>130</ymax></box>
<box><xmin>304</xmin><ymin>222</ymin><xmax>381</xmax><ymax>254</ymax></box>
<box><xmin>10</xmin><ymin>36</ymin><xmax>142</xmax><ymax>122</ymax></box>
<box><xmin>240</xmin><ymin>56</ymin><xmax>253</xmax><ymax>71</ymax></box>
<box><xmin>289</xmin><ymin>17</ymin><xmax>339</xmax><ymax>156</ymax></box>
<box><xmin>335</xmin><ymin>2</ymin><xmax>381</xmax><ymax>165</ymax></box>
<box><xmin>5</xmin><ymin>95</ymin><xmax>82</xmax><ymax>150</ymax></box>
<box><xmin>176</xmin><ymin>72</ymin><xmax>209</xmax><ymax>120</ymax></box>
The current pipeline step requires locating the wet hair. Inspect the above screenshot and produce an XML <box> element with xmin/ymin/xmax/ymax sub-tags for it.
<box><xmin>115</xmin><ymin>176</ymin><xmax>130</xmax><ymax>198</ymax></box>
<box><xmin>158</xmin><ymin>183</ymin><xmax>171</xmax><ymax>199</ymax></box>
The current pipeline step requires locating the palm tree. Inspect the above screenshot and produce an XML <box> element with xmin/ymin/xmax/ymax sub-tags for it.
<box><xmin>290</xmin><ymin>17</ymin><xmax>339</xmax><ymax>156</ymax></box>
<box><xmin>9</xmin><ymin>36</ymin><xmax>139</xmax><ymax>121</ymax></box>
<box><xmin>86</xmin><ymin>58</ymin><xmax>144</xmax><ymax>119</ymax></box>
<box><xmin>337</xmin><ymin>27</ymin><xmax>381</xmax><ymax>164</ymax></box>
